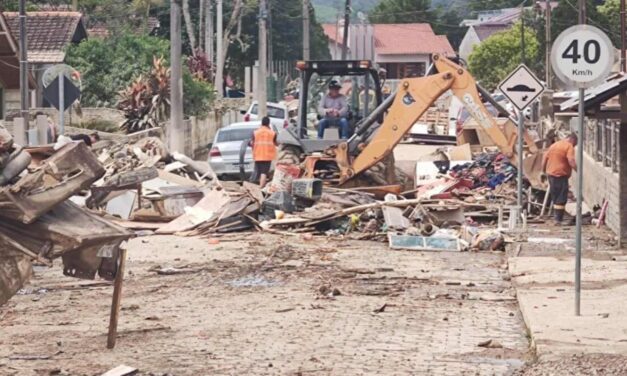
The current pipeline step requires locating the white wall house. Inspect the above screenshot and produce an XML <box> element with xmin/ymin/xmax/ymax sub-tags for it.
<box><xmin>322</xmin><ymin>23</ymin><xmax>454</xmax><ymax>80</ymax></box>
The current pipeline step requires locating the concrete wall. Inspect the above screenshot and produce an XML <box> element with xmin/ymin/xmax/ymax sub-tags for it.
<box><xmin>577</xmin><ymin>153</ymin><xmax>620</xmax><ymax>236</ymax></box>
<box><xmin>571</xmin><ymin>116</ymin><xmax>626</xmax><ymax>240</ymax></box>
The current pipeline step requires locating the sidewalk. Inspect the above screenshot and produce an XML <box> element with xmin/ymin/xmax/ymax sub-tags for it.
<box><xmin>508</xmin><ymin>230</ymin><xmax>627</xmax><ymax>359</ymax></box>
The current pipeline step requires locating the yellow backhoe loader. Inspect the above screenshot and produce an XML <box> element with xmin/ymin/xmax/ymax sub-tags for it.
<box><xmin>276</xmin><ymin>54</ymin><xmax>545</xmax><ymax>189</ymax></box>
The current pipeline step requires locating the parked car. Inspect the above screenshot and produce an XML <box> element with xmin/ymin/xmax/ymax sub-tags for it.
<box><xmin>208</xmin><ymin>121</ymin><xmax>279</xmax><ymax>179</ymax></box>
<box><xmin>241</xmin><ymin>101</ymin><xmax>289</xmax><ymax>129</ymax></box>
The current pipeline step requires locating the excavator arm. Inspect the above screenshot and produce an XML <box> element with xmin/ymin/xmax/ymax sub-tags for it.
<box><xmin>336</xmin><ymin>70</ymin><xmax>456</xmax><ymax>181</ymax></box>
<box><xmin>334</xmin><ymin>54</ymin><xmax>542</xmax><ymax>186</ymax></box>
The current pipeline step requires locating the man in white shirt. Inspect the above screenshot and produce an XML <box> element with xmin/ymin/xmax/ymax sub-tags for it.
<box><xmin>317</xmin><ymin>80</ymin><xmax>350</xmax><ymax>139</ymax></box>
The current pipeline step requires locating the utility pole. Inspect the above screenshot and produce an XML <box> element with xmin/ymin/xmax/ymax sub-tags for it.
<box><xmin>258</xmin><ymin>0</ymin><xmax>268</xmax><ymax>117</ymax></box>
<box><xmin>19</xmin><ymin>0</ymin><xmax>29</xmax><ymax>122</ymax></box>
<box><xmin>216</xmin><ymin>0</ymin><xmax>224</xmax><ymax>99</ymax></box>
<box><xmin>545</xmin><ymin>0</ymin><xmax>552</xmax><ymax>87</ymax></box>
<box><xmin>206</xmin><ymin>0</ymin><xmax>213</xmax><ymax>64</ymax></box>
<box><xmin>520</xmin><ymin>1</ymin><xmax>525</xmax><ymax>65</ymax></box>
<box><xmin>303</xmin><ymin>0</ymin><xmax>310</xmax><ymax>60</ymax></box>
<box><xmin>199</xmin><ymin>0</ymin><xmax>205</xmax><ymax>49</ymax></box>
<box><xmin>621</xmin><ymin>0</ymin><xmax>626</xmax><ymax>72</ymax></box>
<box><xmin>170</xmin><ymin>0</ymin><xmax>185</xmax><ymax>152</ymax></box>
<box><xmin>267</xmin><ymin>2</ymin><xmax>273</xmax><ymax>76</ymax></box>
<box><xmin>341</xmin><ymin>0</ymin><xmax>351</xmax><ymax>60</ymax></box>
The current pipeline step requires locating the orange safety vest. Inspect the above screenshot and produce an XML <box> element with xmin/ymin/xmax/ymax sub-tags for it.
<box><xmin>252</xmin><ymin>126</ymin><xmax>277</xmax><ymax>162</ymax></box>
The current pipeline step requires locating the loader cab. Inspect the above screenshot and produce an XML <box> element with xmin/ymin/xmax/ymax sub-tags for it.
<box><xmin>278</xmin><ymin>60</ymin><xmax>383</xmax><ymax>154</ymax></box>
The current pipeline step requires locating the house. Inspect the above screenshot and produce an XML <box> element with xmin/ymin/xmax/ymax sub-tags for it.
<box><xmin>459</xmin><ymin>23</ymin><xmax>511</xmax><ymax>62</ymax></box>
<box><xmin>460</xmin><ymin>8</ymin><xmax>516</xmax><ymax>26</ymax></box>
<box><xmin>0</xmin><ymin>13</ymin><xmax>35</xmax><ymax>120</ymax></box>
<box><xmin>459</xmin><ymin>3</ymin><xmax>556</xmax><ymax>62</ymax></box>
<box><xmin>3</xmin><ymin>11</ymin><xmax>88</xmax><ymax>107</ymax></box>
<box><xmin>556</xmin><ymin>74</ymin><xmax>627</xmax><ymax>241</ymax></box>
<box><xmin>322</xmin><ymin>23</ymin><xmax>454</xmax><ymax>80</ymax></box>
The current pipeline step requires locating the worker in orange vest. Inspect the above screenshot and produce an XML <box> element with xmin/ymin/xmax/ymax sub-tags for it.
<box><xmin>542</xmin><ymin>132</ymin><xmax>578</xmax><ymax>225</ymax></box>
<box><xmin>251</xmin><ymin>116</ymin><xmax>277</xmax><ymax>188</ymax></box>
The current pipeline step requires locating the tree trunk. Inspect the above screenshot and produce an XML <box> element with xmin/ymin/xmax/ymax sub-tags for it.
<box><xmin>215</xmin><ymin>0</ymin><xmax>244</xmax><ymax>91</ymax></box>
<box><xmin>221</xmin><ymin>1</ymin><xmax>244</xmax><ymax>70</ymax></box>
<box><xmin>199</xmin><ymin>0</ymin><xmax>205</xmax><ymax>50</ymax></box>
<box><xmin>182</xmin><ymin>0</ymin><xmax>197</xmax><ymax>53</ymax></box>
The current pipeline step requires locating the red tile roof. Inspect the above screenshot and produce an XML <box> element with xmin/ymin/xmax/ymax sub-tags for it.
<box><xmin>3</xmin><ymin>11</ymin><xmax>87</xmax><ymax>63</ymax></box>
<box><xmin>322</xmin><ymin>23</ymin><xmax>343</xmax><ymax>45</ymax></box>
<box><xmin>322</xmin><ymin>23</ymin><xmax>454</xmax><ymax>56</ymax></box>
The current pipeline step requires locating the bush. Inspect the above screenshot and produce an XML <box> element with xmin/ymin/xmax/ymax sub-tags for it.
<box><xmin>183</xmin><ymin>67</ymin><xmax>215</xmax><ymax>119</ymax></box>
<box><xmin>67</xmin><ymin>32</ymin><xmax>214</xmax><ymax>120</ymax></box>
<box><xmin>65</xmin><ymin>33</ymin><xmax>170</xmax><ymax>107</ymax></box>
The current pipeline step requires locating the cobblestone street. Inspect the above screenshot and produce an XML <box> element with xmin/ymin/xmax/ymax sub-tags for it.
<box><xmin>0</xmin><ymin>234</ymin><xmax>530</xmax><ymax>375</ymax></box>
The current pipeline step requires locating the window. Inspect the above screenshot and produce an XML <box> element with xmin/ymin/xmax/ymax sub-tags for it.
<box><xmin>250</xmin><ymin>104</ymin><xmax>285</xmax><ymax>119</ymax></box>
<box><xmin>216</xmin><ymin>128</ymin><xmax>254</xmax><ymax>142</ymax></box>
<box><xmin>585</xmin><ymin>117</ymin><xmax>619</xmax><ymax>173</ymax></box>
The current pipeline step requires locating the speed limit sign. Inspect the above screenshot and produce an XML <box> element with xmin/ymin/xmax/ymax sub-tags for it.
<box><xmin>551</xmin><ymin>25</ymin><xmax>615</xmax><ymax>88</ymax></box>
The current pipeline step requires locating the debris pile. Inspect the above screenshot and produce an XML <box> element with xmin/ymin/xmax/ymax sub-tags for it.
<box><xmin>0</xmin><ymin>127</ymin><xmax>558</xmax><ymax>304</ymax></box>
<box><xmin>0</xmin><ymin>134</ymin><xmax>132</xmax><ymax>304</ymax></box>
<box><xmin>137</xmin><ymin>146</ymin><xmax>522</xmax><ymax>254</ymax></box>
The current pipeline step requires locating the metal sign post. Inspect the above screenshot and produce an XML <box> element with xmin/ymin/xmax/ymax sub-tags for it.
<box><xmin>575</xmin><ymin>87</ymin><xmax>584</xmax><ymax>315</ymax></box>
<box><xmin>517</xmin><ymin>110</ymin><xmax>524</xmax><ymax>211</ymax></box>
<box><xmin>59</xmin><ymin>74</ymin><xmax>65</xmax><ymax>136</ymax></box>
<box><xmin>550</xmin><ymin>25</ymin><xmax>615</xmax><ymax>316</ymax></box>
<box><xmin>42</xmin><ymin>64</ymin><xmax>81</xmax><ymax>137</ymax></box>
<box><xmin>498</xmin><ymin>64</ymin><xmax>545</xmax><ymax>218</ymax></box>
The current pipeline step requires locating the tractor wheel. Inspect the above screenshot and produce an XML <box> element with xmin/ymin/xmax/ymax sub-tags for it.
<box><xmin>276</xmin><ymin>145</ymin><xmax>303</xmax><ymax>166</ymax></box>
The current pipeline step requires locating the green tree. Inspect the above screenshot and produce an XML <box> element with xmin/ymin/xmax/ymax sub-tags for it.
<box><xmin>468</xmin><ymin>22</ymin><xmax>539</xmax><ymax>90</ymax></box>
<box><xmin>213</xmin><ymin>0</ymin><xmax>331</xmax><ymax>87</ymax></box>
<box><xmin>369</xmin><ymin>0</ymin><xmax>434</xmax><ymax>23</ymax></box>
<box><xmin>468</xmin><ymin>0</ymin><xmax>521</xmax><ymax>12</ymax></box>
<box><xmin>597</xmin><ymin>0</ymin><xmax>621</xmax><ymax>46</ymax></box>
<box><xmin>65</xmin><ymin>32</ymin><xmax>213</xmax><ymax>117</ymax></box>
<box><xmin>65</xmin><ymin>33</ymin><xmax>170</xmax><ymax>107</ymax></box>
<box><xmin>432</xmin><ymin>7</ymin><xmax>465</xmax><ymax>49</ymax></box>
<box><xmin>550</xmin><ymin>0</ymin><xmax>610</xmax><ymax>45</ymax></box>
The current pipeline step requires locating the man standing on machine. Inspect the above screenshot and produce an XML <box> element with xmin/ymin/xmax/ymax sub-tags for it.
<box><xmin>317</xmin><ymin>80</ymin><xmax>349</xmax><ymax>139</ymax></box>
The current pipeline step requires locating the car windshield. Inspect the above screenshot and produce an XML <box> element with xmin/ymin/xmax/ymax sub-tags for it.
<box><xmin>216</xmin><ymin>128</ymin><xmax>254</xmax><ymax>142</ymax></box>
<box><xmin>250</xmin><ymin>104</ymin><xmax>285</xmax><ymax>119</ymax></box>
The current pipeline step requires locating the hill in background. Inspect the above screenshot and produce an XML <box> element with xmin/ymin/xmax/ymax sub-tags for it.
<box><xmin>312</xmin><ymin>0</ymin><xmax>471</xmax><ymax>23</ymax></box>
<box><xmin>311</xmin><ymin>0</ymin><xmax>380</xmax><ymax>22</ymax></box>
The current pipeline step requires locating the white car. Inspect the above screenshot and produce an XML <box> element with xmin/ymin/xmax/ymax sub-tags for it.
<box><xmin>208</xmin><ymin>121</ymin><xmax>279</xmax><ymax>179</ymax></box>
<box><xmin>241</xmin><ymin>101</ymin><xmax>289</xmax><ymax>129</ymax></box>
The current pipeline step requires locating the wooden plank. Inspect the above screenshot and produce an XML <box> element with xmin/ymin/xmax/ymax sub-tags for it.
<box><xmin>100</xmin><ymin>365</ymin><xmax>138</xmax><ymax>376</ymax></box>
<box><xmin>107</xmin><ymin>247</ymin><xmax>128</xmax><ymax>349</ymax></box>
